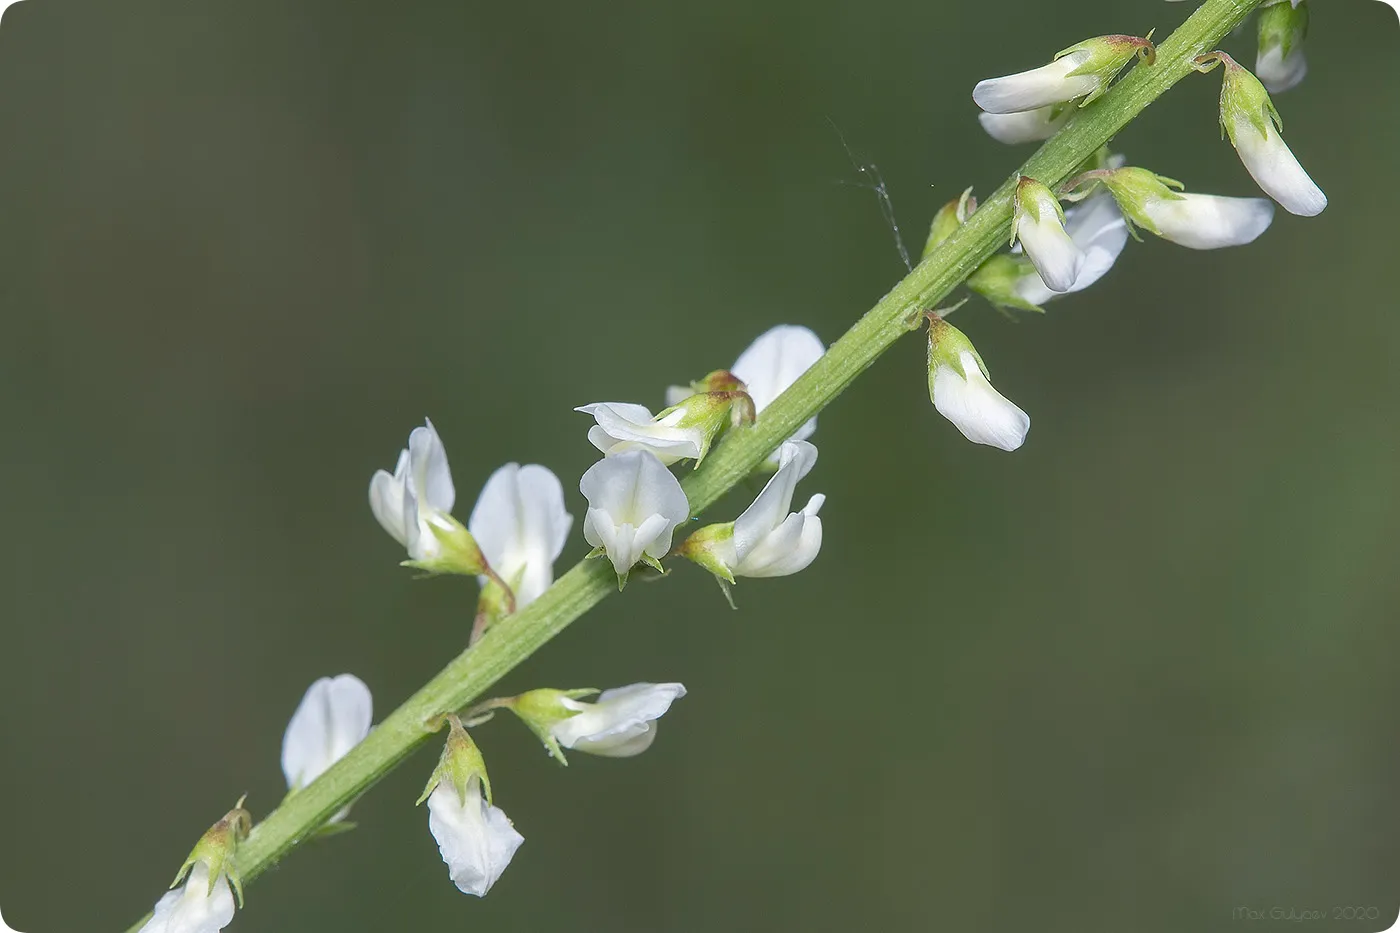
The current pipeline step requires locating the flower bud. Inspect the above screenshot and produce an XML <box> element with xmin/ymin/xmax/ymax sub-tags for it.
<box><xmin>973</xmin><ymin>34</ymin><xmax>1155</xmax><ymax>114</ymax></box>
<box><xmin>923</xmin><ymin>188</ymin><xmax>977</xmax><ymax>258</ymax></box>
<box><xmin>966</xmin><ymin>254</ymin><xmax>1044</xmax><ymax>313</ymax></box>
<box><xmin>1013</xmin><ymin>177</ymin><xmax>1084</xmax><ymax>293</ymax></box>
<box><xmin>1089</xmin><ymin>166</ymin><xmax>1275</xmax><ymax>250</ymax></box>
<box><xmin>926</xmin><ymin>318</ymin><xmax>1029</xmax><ymax>452</ymax></box>
<box><xmin>507</xmin><ymin>683</ymin><xmax>687</xmax><ymax>760</ymax></box>
<box><xmin>418</xmin><ymin>716</ymin><xmax>523</xmax><ymax>898</ymax></box>
<box><xmin>1256</xmin><ymin>1</ymin><xmax>1309</xmax><ymax>93</ymax></box>
<box><xmin>1197</xmin><ymin>50</ymin><xmax>1325</xmax><ymax>216</ymax></box>
<box><xmin>140</xmin><ymin>800</ymin><xmax>252</xmax><ymax>933</ymax></box>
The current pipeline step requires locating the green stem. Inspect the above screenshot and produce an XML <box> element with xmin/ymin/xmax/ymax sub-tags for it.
<box><xmin>122</xmin><ymin>1</ymin><xmax>1262</xmax><ymax>928</ymax></box>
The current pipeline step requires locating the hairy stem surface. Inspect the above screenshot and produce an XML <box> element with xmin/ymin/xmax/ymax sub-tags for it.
<box><xmin>122</xmin><ymin>1</ymin><xmax>1262</xmax><ymax>928</ymax></box>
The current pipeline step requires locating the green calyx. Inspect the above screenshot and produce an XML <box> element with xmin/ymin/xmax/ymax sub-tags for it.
<box><xmin>659</xmin><ymin>382</ymin><xmax>755</xmax><ymax>467</ymax></box>
<box><xmin>401</xmin><ymin>514</ymin><xmax>491</xmax><ymax>577</ymax></box>
<box><xmin>966</xmin><ymin>254</ymin><xmax>1043</xmax><ymax>313</ymax></box>
<box><xmin>504</xmin><ymin>688</ymin><xmax>600</xmax><ymax>764</ymax></box>
<box><xmin>1056</xmin><ymin>33</ymin><xmax>1157</xmax><ymax>107</ymax></box>
<box><xmin>1196</xmin><ymin>50</ymin><xmax>1280</xmax><ymax>146</ymax></box>
<box><xmin>1090</xmin><ymin>166</ymin><xmax>1185</xmax><ymax>239</ymax></box>
<box><xmin>677</xmin><ymin>522</ymin><xmax>738</xmax><ymax>584</ymax></box>
<box><xmin>926</xmin><ymin>317</ymin><xmax>989</xmax><ymax>398</ymax></box>
<box><xmin>1258</xmin><ymin>1</ymin><xmax>1308</xmax><ymax>60</ymax></box>
<box><xmin>923</xmin><ymin>187</ymin><xmax>977</xmax><ymax>258</ymax></box>
<box><xmin>417</xmin><ymin>715</ymin><xmax>492</xmax><ymax>807</ymax></box>
<box><xmin>171</xmin><ymin>798</ymin><xmax>253</xmax><ymax>907</ymax></box>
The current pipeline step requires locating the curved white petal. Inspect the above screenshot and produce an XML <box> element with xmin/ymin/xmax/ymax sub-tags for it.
<box><xmin>551</xmin><ymin>682</ymin><xmax>686</xmax><ymax>756</ymax></box>
<box><xmin>978</xmin><ymin>107</ymin><xmax>1068</xmax><ymax>145</ymax></box>
<box><xmin>972</xmin><ymin>53</ymin><xmax>1096</xmax><ymax>114</ymax></box>
<box><xmin>1017</xmin><ymin>211</ymin><xmax>1084</xmax><ymax>293</ymax></box>
<box><xmin>468</xmin><ymin>464</ymin><xmax>573</xmax><ymax>608</ymax></box>
<box><xmin>1230</xmin><ymin>114</ymin><xmax>1326</xmax><ymax>217</ymax></box>
<box><xmin>734</xmin><ymin>500</ymin><xmax>823</xmax><ymax>578</ymax></box>
<box><xmin>732</xmin><ymin>440</ymin><xmax>817</xmax><ymax>565</ymax></box>
<box><xmin>368</xmin><ymin>449</ymin><xmax>411</xmax><ymax>547</ymax></box>
<box><xmin>281</xmin><ymin>674</ymin><xmax>373</xmax><ymax>794</ymax></box>
<box><xmin>140</xmin><ymin>864</ymin><xmax>235</xmax><ymax>933</ymax></box>
<box><xmin>1014</xmin><ymin>193</ymin><xmax>1128</xmax><ymax>306</ymax></box>
<box><xmin>1143</xmin><ymin>193</ymin><xmax>1275</xmax><ymax>250</ymax></box>
<box><xmin>576</xmin><ymin>402</ymin><xmax>704</xmax><ymax>465</ymax></box>
<box><xmin>427</xmin><ymin>778</ymin><xmax>524</xmax><ymax>897</ymax></box>
<box><xmin>580</xmin><ymin>451</ymin><xmax>689</xmax><ymax>575</ymax></box>
<box><xmin>730</xmin><ymin>324</ymin><xmax>825</xmax><ymax>451</ymax></box>
<box><xmin>407</xmin><ymin>420</ymin><xmax>455</xmax><ymax>514</ymax></box>
<box><xmin>1256</xmin><ymin>42</ymin><xmax>1307</xmax><ymax>94</ymax></box>
<box><xmin>932</xmin><ymin>352</ymin><xmax>1030</xmax><ymax>452</ymax></box>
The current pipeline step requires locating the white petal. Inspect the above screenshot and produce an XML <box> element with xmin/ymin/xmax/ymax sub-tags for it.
<box><xmin>468</xmin><ymin>463</ymin><xmax>573</xmax><ymax>608</ymax></box>
<box><xmin>977</xmin><ymin>107</ymin><xmax>1068</xmax><ymax>145</ymax></box>
<box><xmin>576</xmin><ymin>402</ymin><xmax>703</xmax><ymax>465</ymax></box>
<box><xmin>552</xmin><ymin>683</ymin><xmax>686</xmax><ymax>756</ymax></box>
<box><xmin>1230</xmin><ymin>113</ymin><xmax>1327</xmax><ymax>217</ymax></box>
<box><xmin>732</xmin><ymin>440</ymin><xmax>817</xmax><ymax>565</ymax></box>
<box><xmin>972</xmin><ymin>53</ymin><xmax>1097</xmax><ymax>114</ymax></box>
<box><xmin>427</xmin><ymin>779</ymin><xmax>524</xmax><ymax>897</ymax></box>
<box><xmin>1014</xmin><ymin>193</ymin><xmax>1128</xmax><ymax>306</ymax></box>
<box><xmin>1256</xmin><ymin>42</ymin><xmax>1307</xmax><ymax>94</ymax></box>
<box><xmin>368</xmin><ymin>454</ymin><xmax>410</xmax><ymax>547</ymax></box>
<box><xmin>733</xmin><ymin>506</ymin><xmax>823</xmax><ymax>578</ymax></box>
<box><xmin>140</xmin><ymin>864</ymin><xmax>235</xmax><ymax>933</ymax></box>
<box><xmin>932</xmin><ymin>352</ymin><xmax>1030</xmax><ymax>452</ymax></box>
<box><xmin>1143</xmin><ymin>193</ymin><xmax>1275</xmax><ymax>250</ymax></box>
<box><xmin>731</xmin><ymin>325</ymin><xmax>825</xmax><ymax>414</ymax></box>
<box><xmin>407</xmin><ymin>420</ymin><xmax>456</xmax><ymax>514</ymax></box>
<box><xmin>281</xmin><ymin>674</ymin><xmax>373</xmax><ymax>794</ymax></box>
<box><xmin>1017</xmin><ymin>210</ymin><xmax>1085</xmax><ymax>294</ymax></box>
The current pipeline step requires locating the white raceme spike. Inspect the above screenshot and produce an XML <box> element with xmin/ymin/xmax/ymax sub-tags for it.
<box><xmin>427</xmin><ymin>777</ymin><xmax>524</xmax><ymax>897</ymax></box>
<box><xmin>1228</xmin><ymin>109</ymin><xmax>1326</xmax><ymax>217</ymax></box>
<box><xmin>1143</xmin><ymin>193</ymin><xmax>1275</xmax><ymax>250</ymax></box>
<box><xmin>932</xmin><ymin>351</ymin><xmax>1030</xmax><ymax>452</ymax></box>
<box><xmin>552</xmin><ymin>683</ymin><xmax>687</xmax><ymax>756</ymax></box>
<box><xmin>1014</xmin><ymin>178</ymin><xmax>1084</xmax><ymax>293</ymax></box>
<box><xmin>139</xmin><ymin>864</ymin><xmax>236</xmax><ymax>933</ymax></box>
<box><xmin>576</xmin><ymin>402</ymin><xmax>705</xmax><ymax>465</ymax></box>
<box><xmin>1014</xmin><ymin>192</ymin><xmax>1128</xmax><ymax>307</ymax></box>
<box><xmin>281</xmin><ymin>674</ymin><xmax>373</xmax><ymax>810</ymax></box>
<box><xmin>973</xmin><ymin>51</ymin><xmax>1097</xmax><ymax>113</ymax></box>
<box><xmin>468</xmin><ymin>464</ymin><xmax>573</xmax><ymax>609</ymax></box>
<box><xmin>580</xmin><ymin>450</ymin><xmax>690</xmax><ymax>581</ymax></box>
<box><xmin>978</xmin><ymin>106</ymin><xmax>1069</xmax><ymax>145</ymax></box>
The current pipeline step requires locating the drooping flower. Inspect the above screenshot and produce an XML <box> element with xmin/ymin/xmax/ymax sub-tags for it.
<box><xmin>1011</xmin><ymin>191</ymin><xmax>1129</xmax><ymax>307</ymax></box>
<box><xmin>420</xmin><ymin>716</ymin><xmax>523</xmax><ymax>898</ymax></box>
<box><xmin>1012</xmin><ymin>176</ymin><xmax>1084</xmax><ymax>293</ymax></box>
<box><xmin>978</xmin><ymin>106</ymin><xmax>1070</xmax><ymax>145</ymax></box>
<box><xmin>468</xmin><ymin>463</ymin><xmax>573</xmax><ymax>610</ymax></box>
<box><xmin>580</xmin><ymin>450</ymin><xmax>690</xmax><ymax>586</ymax></box>
<box><xmin>1255</xmin><ymin>1</ymin><xmax>1309</xmax><ymax>93</ymax></box>
<box><xmin>369</xmin><ymin>420</ymin><xmax>492</xmax><ymax>576</ymax></box>
<box><xmin>1092</xmin><ymin>166</ymin><xmax>1276</xmax><ymax>250</ymax></box>
<box><xmin>679</xmin><ymin>440</ymin><xmax>824</xmax><ymax>583</ymax></box>
<box><xmin>508</xmin><ymin>683</ymin><xmax>688</xmax><ymax>760</ymax></box>
<box><xmin>281</xmin><ymin>674</ymin><xmax>373</xmax><ymax>812</ymax></box>
<box><xmin>1199</xmin><ymin>51</ymin><xmax>1326</xmax><ymax>216</ymax></box>
<box><xmin>973</xmin><ymin>34</ymin><xmax>1155</xmax><ymax>114</ymax></box>
<box><xmin>926</xmin><ymin>318</ymin><xmax>1029</xmax><ymax>452</ymax></box>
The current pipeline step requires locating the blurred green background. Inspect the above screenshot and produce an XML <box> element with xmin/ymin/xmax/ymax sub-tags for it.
<box><xmin>0</xmin><ymin>1</ymin><xmax>1397</xmax><ymax>930</ymax></box>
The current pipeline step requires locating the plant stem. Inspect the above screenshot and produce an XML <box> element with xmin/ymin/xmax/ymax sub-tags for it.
<box><xmin>122</xmin><ymin>1</ymin><xmax>1262</xmax><ymax>928</ymax></box>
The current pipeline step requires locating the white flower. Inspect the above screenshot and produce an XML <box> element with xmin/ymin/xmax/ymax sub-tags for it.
<box><xmin>468</xmin><ymin>464</ymin><xmax>573</xmax><ymax>609</ymax></box>
<box><xmin>1013</xmin><ymin>177</ymin><xmax>1083</xmax><ymax>294</ymax></box>
<box><xmin>580</xmin><ymin>450</ymin><xmax>690</xmax><ymax>583</ymax></box>
<box><xmin>978</xmin><ymin>106</ymin><xmax>1070</xmax><ymax>145</ymax></box>
<box><xmin>1141</xmin><ymin>192</ymin><xmax>1275</xmax><ymax>249</ymax></box>
<box><xmin>551</xmin><ymin>683</ymin><xmax>687</xmax><ymax>757</ymax></box>
<box><xmin>729</xmin><ymin>324</ymin><xmax>825</xmax><ymax>440</ymax></box>
<box><xmin>281</xmin><ymin>674</ymin><xmax>373</xmax><ymax>803</ymax></box>
<box><xmin>1226</xmin><ymin>106</ymin><xmax>1326</xmax><ymax>217</ymax></box>
<box><xmin>973</xmin><ymin>49</ymin><xmax>1099</xmax><ymax>114</ymax></box>
<box><xmin>1013</xmin><ymin>191</ymin><xmax>1129</xmax><ymax>306</ymax></box>
<box><xmin>427</xmin><ymin>777</ymin><xmax>524</xmax><ymax>897</ymax></box>
<box><xmin>576</xmin><ymin>402</ymin><xmax>707</xmax><ymax>466</ymax></box>
<box><xmin>927</xmin><ymin>321</ymin><xmax>1030</xmax><ymax>453</ymax></box>
<box><xmin>1256</xmin><ymin>39</ymin><xmax>1306</xmax><ymax>94</ymax></box>
<box><xmin>368</xmin><ymin>420</ymin><xmax>457</xmax><ymax>562</ymax></box>
<box><xmin>139</xmin><ymin>863</ymin><xmax>235</xmax><ymax>933</ymax></box>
